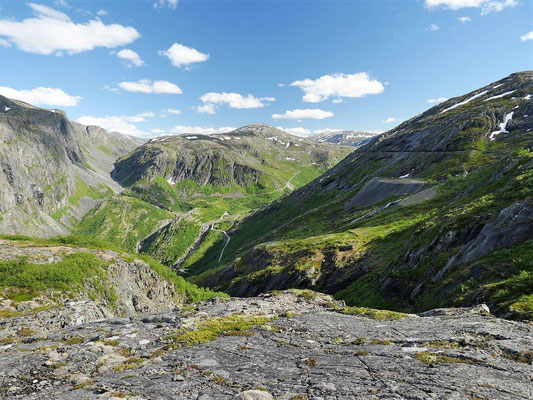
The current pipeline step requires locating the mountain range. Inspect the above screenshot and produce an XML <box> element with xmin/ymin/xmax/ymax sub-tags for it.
<box><xmin>0</xmin><ymin>72</ymin><xmax>531</xmax><ymax>323</ymax></box>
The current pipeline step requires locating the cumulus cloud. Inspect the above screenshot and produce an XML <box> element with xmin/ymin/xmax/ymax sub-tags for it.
<box><xmin>427</xmin><ymin>24</ymin><xmax>440</xmax><ymax>31</ymax></box>
<box><xmin>272</xmin><ymin>108</ymin><xmax>334</xmax><ymax>120</ymax></box>
<box><xmin>458</xmin><ymin>16</ymin><xmax>472</xmax><ymax>22</ymax></box>
<box><xmin>169</xmin><ymin>125</ymin><xmax>235</xmax><ymax>135</ymax></box>
<box><xmin>424</xmin><ymin>0</ymin><xmax>517</xmax><ymax>14</ymax></box>
<box><xmin>520</xmin><ymin>31</ymin><xmax>533</xmax><ymax>42</ymax></box>
<box><xmin>383</xmin><ymin>117</ymin><xmax>397</xmax><ymax>123</ymax></box>
<box><xmin>0</xmin><ymin>3</ymin><xmax>139</xmax><ymax>55</ymax></box>
<box><xmin>290</xmin><ymin>72</ymin><xmax>384</xmax><ymax>103</ymax></box>
<box><xmin>77</xmin><ymin>115</ymin><xmax>149</xmax><ymax>137</ymax></box>
<box><xmin>159</xmin><ymin>43</ymin><xmax>209</xmax><ymax>68</ymax></box>
<box><xmin>154</xmin><ymin>0</ymin><xmax>178</xmax><ymax>9</ymax></box>
<box><xmin>118</xmin><ymin>79</ymin><xmax>182</xmax><ymax>94</ymax></box>
<box><xmin>116</xmin><ymin>49</ymin><xmax>144</xmax><ymax>67</ymax></box>
<box><xmin>276</xmin><ymin>126</ymin><xmax>311</xmax><ymax>136</ymax></box>
<box><xmin>0</xmin><ymin>86</ymin><xmax>81</xmax><ymax>106</ymax></box>
<box><xmin>428</xmin><ymin>97</ymin><xmax>448</xmax><ymax>103</ymax></box>
<box><xmin>151</xmin><ymin>128</ymin><xmax>165</xmax><ymax>134</ymax></box>
<box><xmin>197</xmin><ymin>92</ymin><xmax>275</xmax><ymax>113</ymax></box>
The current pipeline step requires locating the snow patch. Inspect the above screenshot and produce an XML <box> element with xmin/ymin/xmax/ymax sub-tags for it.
<box><xmin>399</xmin><ymin>173</ymin><xmax>410</xmax><ymax>179</ymax></box>
<box><xmin>167</xmin><ymin>176</ymin><xmax>175</xmax><ymax>185</ymax></box>
<box><xmin>489</xmin><ymin>112</ymin><xmax>514</xmax><ymax>141</ymax></box>
<box><xmin>525</xmin><ymin>94</ymin><xmax>532</xmax><ymax>100</ymax></box>
<box><xmin>441</xmin><ymin>90</ymin><xmax>489</xmax><ymax>114</ymax></box>
<box><xmin>484</xmin><ymin>90</ymin><xmax>515</xmax><ymax>102</ymax></box>
<box><xmin>185</xmin><ymin>136</ymin><xmax>197</xmax><ymax>139</ymax></box>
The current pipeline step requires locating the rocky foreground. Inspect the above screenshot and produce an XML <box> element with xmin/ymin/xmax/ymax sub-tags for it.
<box><xmin>0</xmin><ymin>290</ymin><xmax>531</xmax><ymax>400</ymax></box>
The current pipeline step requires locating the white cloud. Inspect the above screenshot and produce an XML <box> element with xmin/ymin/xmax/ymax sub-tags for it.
<box><xmin>159</xmin><ymin>42</ymin><xmax>209</xmax><ymax>68</ymax></box>
<box><xmin>154</xmin><ymin>0</ymin><xmax>178</xmax><ymax>9</ymax></box>
<box><xmin>458</xmin><ymin>16</ymin><xmax>471</xmax><ymax>22</ymax></box>
<box><xmin>151</xmin><ymin>128</ymin><xmax>165</xmax><ymax>134</ymax></box>
<box><xmin>0</xmin><ymin>86</ymin><xmax>81</xmax><ymax>106</ymax></box>
<box><xmin>0</xmin><ymin>38</ymin><xmax>11</xmax><ymax>48</ymax></box>
<box><xmin>428</xmin><ymin>97</ymin><xmax>448</xmax><ymax>103</ymax></box>
<box><xmin>0</xmin><ymin>3</ymin><xmax>139</xmax><ymax>55</ymax></box>
<box><xmin>383</xmin><ymin>117</ymin><xmax>397</xmax><ymax>123</ymax></box>
<box><xmin>116</xmin><ymin>49</ymin><xmax>144</xmax><ymax>67</ymax></box>
<box><xmin>118</xmin><ymin>79</ymin><xmax>182</xmax><ymax>94</ymax></box>
<box><xmin>169</xmin><ymin>125</ymin><xmax>235</xmax><ymax>135</ymax></box>
<box><xmin>103</xmin><ymin>84</ymin><xmax>120</xmax><ymax>94</ymax></box>
<box><xmin>520</xmin><ymin>31</ymin><xmax>533</xmax><ymax>42</ymax></box>
<box><xmin>77</xmin><ymin>115</ymin><xmax>149</xmax><ymax>136</ymax></box>
<box><xmin>137</xmin><ymin>111</ymin><xmax>155</xmax><ymax>117</ymax></box>
<box><xmin>332</xmin><ymin>99</ymin><xmax>344</xmax><ymax>104</ymax></box>
<box><xmin>290</xmin><ymin>72</ymin><xmax>384</xmax><ymax>103</ymax></box>
<box><xmin>96</xmin><ymin>9</ymin><xmax>107</xmax><ymax>16</ymax></box>
<box><xmin>276</xmin><ymin>126</ymin><xmax>311</xmax><ymax>136</ymax></box>
<box><xmin>427</xmin><ymin>24</ymin><xmax>440</xmax><ymax>31</ymax></box>
<box><xmin>424</xmin><ymin>0</ymin><xmax>517</xmax><ymax>14</ymax></box>
<box><xmin>197</xmin><ymin>92</ymin><xmax>275</xmax><ymax>113</ymax></box>
<box><xmin>272</xmin><ymin>108</ymin><xmax>334</xmax><ymax>120</ymax></box>
<box><xmin>162</xmin><ymin>108</ymin><xmax>181</xmax><ymax>115</ymax></box>
<box><xmin>54</xmin><ymin>0</ymin><xmax>70</xmax><ymax>7</ymax></box>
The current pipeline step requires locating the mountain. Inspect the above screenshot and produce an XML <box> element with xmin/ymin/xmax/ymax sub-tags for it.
<box><xmin>0</xmin><ymin>96</ymin><xmax>143</xmax><ymax>237</ymax></box>
<box><xmin>184</xmin><ymin>71</ymin><xmax>533</xmax><ymax>320</ymax></box>
<box><xmin>77</xmin><ymin>124</ymin><xmax>352</xmax><ymax>266</ymax></box>
<box><xmin>311</xmin><ymin>130</ymin><xmax>380</xmax><ymax>147</ymax></box>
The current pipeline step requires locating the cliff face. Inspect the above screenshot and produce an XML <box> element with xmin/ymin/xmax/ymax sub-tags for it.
<box><xmin>186</xmin><ymin>72</ymin><xmax>533</xmax><ymax>320</ymax></box>
<box><xmin>0</xmin><ymin>96</ymin><xmax>143</xmax><ymax>237</ymax></box>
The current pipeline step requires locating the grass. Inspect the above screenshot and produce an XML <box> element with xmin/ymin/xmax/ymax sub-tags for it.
<box><xmin>170</xmin><ymin>314</ymin><xmax>276</xmax><ymax>347</ymax></box>
<box><xmin>414</xmin><ymin>352</ymin><xmax>476</xmax><ymax>365</ymax></box>
<box><xmin>339</xmin><ymin>306</ymin><xmax>409</xmax><ymax>321</ymax></box>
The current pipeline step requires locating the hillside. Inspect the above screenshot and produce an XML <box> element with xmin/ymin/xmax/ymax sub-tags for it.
<box><xmin>0</xmin><ymin>96</ymin><xmax>143</xmax><ymax>237</ymax></box>
<box><xmin>184</xmin><ymin>71</ymin><xmax>533</xmax><ymax>320</ymax></box>
<box><xmin>77</xmin><ymin>124</ymin><xmax>352</xmax><ymax>267</ymax></box>
<box><xmin>311</xmin><ymin>130</ymin><xmax>379</xmax><ymax>147</ymax></box>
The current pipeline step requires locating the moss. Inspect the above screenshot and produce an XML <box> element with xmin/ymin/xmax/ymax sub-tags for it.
<box><xmin>64</xmin><ymin>336</ymin><xmax>84</xmax><ymax>345</ymax></box>
<box><xmin>370</xmin><ymin>339</ymin><xmax>392</xmax><ymax>345</ymax></box>
<box><xmin>171</xmin><ymin>314</ymin><xmax>277</xmax><ymax>347</ymax></box>
<box><xmin>17</xmin><ymin>327</ymin><xmax>35</xmax><ymax>337</ymax></box>
<box><xmin>339</xmin><ymin>306</ymin><xmax>409</xmax><ymax>321</ymax></box>
<box><xmin>104</xmin><ymin>339</ymin><xmax>120</xmax><ymax>347</ymax></box>
<box><xmin>113</xmin><ymin>357</ymin><xmax>145</xmax><ymax>371</ymax></box>
<box><xmin>414</xmin><ymin>352</ymin><xmax>476</xmax><ymax>365</ymax></box>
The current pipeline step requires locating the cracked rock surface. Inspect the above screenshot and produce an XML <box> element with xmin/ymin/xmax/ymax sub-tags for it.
<box><xmin>0</xmin><ymin>291</ymin><xmax>531</xmax><ymax>399</ymax></box>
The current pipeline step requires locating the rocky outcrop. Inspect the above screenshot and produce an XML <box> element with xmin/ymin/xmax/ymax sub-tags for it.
<box><xmin>0</xmin><ymin>290</ymin><xmax>531</xmax><ymax>399</ymax></box>
<box><xmin>0</xmin><ymin>239</ymin><xmax>182</xmax><ymax>327</ymax></box>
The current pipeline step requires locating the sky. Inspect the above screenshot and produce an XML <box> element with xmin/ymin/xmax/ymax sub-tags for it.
<box><xmin>0</xmin><ymin>0</ymin><xmax>532</xmax><ymax>138</ymax></box>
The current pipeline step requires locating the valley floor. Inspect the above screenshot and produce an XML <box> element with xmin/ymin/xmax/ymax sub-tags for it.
<box><xmin>0</xmin><ymin>291</ymin><xmax>531</xmax><ymax>399</ymax></box>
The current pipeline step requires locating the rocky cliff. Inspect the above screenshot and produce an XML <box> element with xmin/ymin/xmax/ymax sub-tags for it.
<box><xmin>185</xmin><ymin>71</ymin><xmax>533</xmax><ymax>320</ymax></box>
<box><xmin>0</xmin><ymin>96</ymin><xmax>143</xmax><ymax>237</ymax></box>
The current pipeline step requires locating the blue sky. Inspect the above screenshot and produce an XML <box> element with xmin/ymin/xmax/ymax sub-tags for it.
<box><xmin>1</xmin><ymin>0</ymin><xmax>532</xmax><ymax>137</ymax></box>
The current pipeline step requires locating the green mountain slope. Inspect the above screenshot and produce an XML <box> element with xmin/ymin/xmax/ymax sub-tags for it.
<box><xmin>185</xmin><ymin>71</ymin><xmax>533</xmax><ymax>320</ymax></box>
<box><xmin>77</xmin><ymin>124</ymin><xmax>352</xmax><ymax>266</ymax></box>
